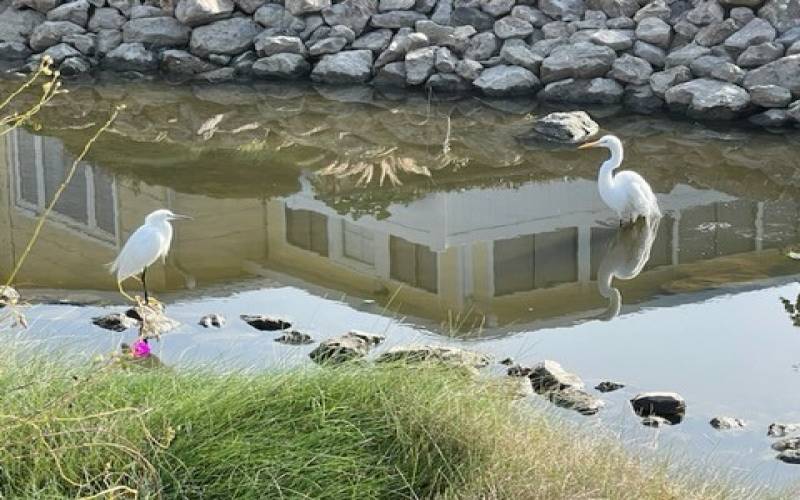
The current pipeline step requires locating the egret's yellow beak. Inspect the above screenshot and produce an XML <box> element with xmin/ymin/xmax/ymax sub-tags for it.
<box><xmin>578</xmin><ymin>140</ymin><xmax>599</xmax><ymax>149</ymax></box>
<box><xmin>171</xmin><ymin>214</ymin><xmax>193</xmax><ymax>221</ymax></box>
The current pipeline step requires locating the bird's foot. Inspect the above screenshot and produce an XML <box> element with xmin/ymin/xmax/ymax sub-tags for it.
<box><xmin>134</xmin><ymin>295</ymin><xmax>163</xmax><ymax>309</ymax></box>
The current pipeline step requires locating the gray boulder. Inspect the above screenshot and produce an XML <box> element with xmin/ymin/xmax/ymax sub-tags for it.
<box><xmin>737</xmin><ymin>41</ymin><xmax>783</xmax><ymax>67</ymax></box>
<box><xmin>689</xmin><ymin>54</ymin><xmax>731</xmax><ymax>77</ymax></box>
<box><xmin>254</xmin><ymin>5</ymin><xmax>305</xmax><ymax>35</ymax></box>
<box><xmin>709</xmin><ymin>416</ymin><xmax>747</xmax><ymax>430</ymax></box>
<box><xmin>748</xmin><ymin>109</ymin><xmax>789</xmax><ymax>127</ymax></box>
<box><xmin>540</xmin><ymin>41</ymin><xmax>616</xmax><ymax>83</ymax></box>
<box><xmin>743</xmin><ymin>55</ymin><xmax>800</xmax><ymax>96</ymax></box>
<box><xmin>435</xmin><ymin>46</ymin><xmax>457</xmax><ymax>72</ymax></box>
<box><xmin>665</xmin><ymin>43</ymin><xmax>711</xmax><ymax>67</ymax></box>
<box><xmin>405</xmin><ymin>45</ymin><xmax>436</xmax><ymax>85</ymax></box>
<box><xmin>59</xmin><ymin>56</ymin><xmax>91</xmax><ymax>76</ymax></box>
<box><xmin>609</xmin><ymin>54</ymin><xmax>652</xmax><ymax>84</ymax></box>
<box><xmin>587</xmin><ymin>0</ymin><xmax>638</xmax><ymax>18</ymax></box>
<box><xmin>311</xmin><ymin>49</ymin><xmax>373</xmax><ymax>83</ymax></box>
<box><xmin>46</xmin><ymin>0</ymin><xmax>90</xmax><ymax>27</ymax></box>
<box><xmin>650</xmin><ymin>66</ymin><xmax>692</xmax><ymax>98</ymax></box>
<box><xmin>235</xmin><ymin>0</ymin><xmax>266</xmax><ymax>13</ymax></box>
<box><xmin>456</xmin><ymin>58</ymin><xmax>483</xmax><ymax>80</ymax></box>
<box><xmin>686</xmin><ymin>0</ymin><xmax>723</xmax><ymax>25</ymax></box>
<box><xmin>88</xmin><ymin>8</ymin><xmax>125</xmax><ymax>32</ymax></box>
<box><xmin>473</xmin><ymin>64</ymin><xmax>540</xmax><ymax>95</ymax></box>
<box><xmin>352</xmin><ymin>29</ymin><xmax>393</xmax><ymax>52</ymax></box>
<box><xmin>426</xmin><ymin>73</ymin><xmax>471</xmax><ymax>92</ymax></box>
<box><xmin>540</xmin><ymin>77</ymin><xmax>623</xmax><ymax>103</ymax></box>
<box><xmin>730</xmin><ymin>6</ymin><xmax>755</xmax><ymax>24</ymax></box>
<box><xmin>499</xmin><ymin>39</ymin><xmax>543</xmax><ymax>72</ymax></box>
<box><xmin>414</xmin><ymin>21</ymin><xmax>475</xmax><ymax>53</ymax></box>
<box><xmin>758</xmin><ymin>0</ymin><xmax>800</xmax><ymax>34</ymax></box>
<box><xmin>63</xmin><ymin>33</ymin><xmax>95</xmax><ymax>54</ymax></box>
<box><xmin>695</xmin><ymin>19</ymin><xmax>738</xmax><ymax>47</ymax></box>
<box><xmin>190</xmin><ymin>18</ymin><xmax>261</xmax><ymax>57</ymax></box>
<box><xmin>330</xmin><ymin>25</ymin><xmax>357</xmax><ymax>43</ymax></box>
<box><xmin>308</xmin><ymin>36</ymin><xmax>347</xmax><ymax>56</ymax></box>
<box><xmin>252</xmin><ymin>53</ymin><xmax>310</xmax><ymax>79</ymax></box>
<box><xmin>103</xmin><ymin>42</ymin><xmax>158</xmax><ymax>71</ymax></box>
<box><xmin>321</xmin><ymin>0</ymin><xmax>377</xmax><ymax>36</ymax></box>
<box><xmin>531</xmin><ymin>110</ymin><xmax>599</xmax><ymax>143</ymax></box>
<box><xmin>542</xmin><ymin>20</ymin><xmax>573</xmax><ymax>39</ymax></box>
<box><xmin>749</xmin><ymin>84</ymin><xmax>792</xmax><ymax>107</ymax></box>
<box><xmin>431</xmin><ymin>0</ymin><xmax>453</xmax><ymax>24</ymax></box>
<box><xmin>451</xmin><ymin>7</ymin><xmax>495</xmax><ymax>31</ymax></box>
<box><xmin>309</xmin><ymin>334</ymin><xmax>370</xmax><ymax>364</ymax></box>
<box><xmin>529</xmin><ymin>360</ymin><xmax>584</xmax><ymax>392</ymax></box>
<box><xmin>665</xmin><ymin>78</ymin><xmax>751</xmax><ymax>119</ymax></box>
<box><xmin>95</xmin><ymin>28</ymin><xmax>122</xmax><ymax>55</ymax></box>
<box><xmin>30</xmin><ymin>21</ymin><xmax>86</xmax><ymax>51</ymax></box>
<box><xmin>160</xmin><ymin>49</ymin><xmax>217</xmax><ymax>75</ymax></box>
<box><xmin>371</xmin><ymin>11</ymin><xmax>426</xmax><ymax>29</ymax></box>
<box><xmin>0</xmin><ymin>41</ymin><xmax>32</xmax><ymax>59</ymax></box>
<box><xmin>175</xmin><ymin>0</ymin><xmax>234</xmax><ymax>27</ymax></box>
<box><xmin>255</xmin><ymin>35</ymin><xmax>307</xmax><ymax>57</ymax></box>
<box><xmin>482</xmin><ymin>0</ymin><xmax>514</xmax><ymax>16</ymax></box>
<box><xmin>286</xmin><ymin>0</ymin><xmax>331</xmax><ymax>15</ymax></box>
<box><xmin>548</xmin><ymin>388</ymin><xmax>604</xmax><ymax>415</ymax></box>
<box><xmin>374</xmin><ymin>29</ymin><xmax>428</xmax><ymax>67</ymax></box>
<box><xmin>494</xmin><ymin>16</ymin><xmax>534</xmax><ymax>39</ymax></box>
<box><xmin>633</xmin><ymin>0</ymin><xmax>670</xmax><ymax>22</ymax></box>
<box><xmin>511</xmin><ymin>5</ymin><xmax>550</xmax><ymax>27</ymax></box>
<box><xmin>590</xmin><ymin>29</ymin><xmax>634</xmax><ymax>50</ymax></box>
<box><xmin>43</xmin><ymin>42</ymin><xmax>81</xmax><ymax>64</ymax></box>
<box><xmin>724</xmin><ymin>18</ymin><xmax>776</xmax><ymax>52</ymax></box>
<box><xmin>377</xmin><ymin>345</ymin><xmax>489</xmax><ymax>368</ymax></box>
<box><xmin>539</xmin><ymin>0</ymin><xmax>584</xmax><ymax>21</ymax></box>
<box><xmin>777</xmin><ymin>27</ymin><xmax>800</xmax><ymax>46</ymax></box>
<box><xmin>0</xmin><ymin>7</ymin><xmax>44</xmax><ymax>44</ymax></box>
<box><xmin>122</xmin><ymin>18</ymin><xmax>191</xmax><ymax>48</ymax></box>
<box><xmin>607</xmin><ymin>16</ymin><xmax>635</xmax><ymax>29</ymax></box>
<box><xmin>635</xmin><ymin>17</ymin><xmax>671</xmax><ymax>48</ymax></box>
<box><xmin>464</xmin><ymin>32</ymin><xmax>498</xmax><ymax>60</ymax></box>
<box><xmin>379</xmin><ymin>0</ymin><xmax>414</xmax><ymax>10</ymax></box>
<box><xmin>373</xmin><ymin>60</ymin><xmax>406</xmax><ymax>86</ymax></box>
<box><xmin>633</xmin><ymin>40</ymin><xmax>666</xmax><ymax>67</ymax></box>
<box><xmin>11</xmin><ymin>0</ymin><xmax>58</xmax><ymax>13</ymax></box>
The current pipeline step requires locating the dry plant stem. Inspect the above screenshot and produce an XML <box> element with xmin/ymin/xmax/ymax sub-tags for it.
<box><xmin>0</xmin><ymin>63</ymin><xmax>50</xmax><ymax>113</ymax></box>
<box><xmin>0</xmin><ymin>66</ymin><xmax>63</xmax><ymax>139</ymax></box>
<box><xmin>4</xmin><ymin>106</ymin><xmax>123</xmax><ymax>287</ymax></box>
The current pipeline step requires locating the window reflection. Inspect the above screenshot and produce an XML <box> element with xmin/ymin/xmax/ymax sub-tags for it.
<box><xmin>494</xmin><ymin>228</ymin><xmax>578</xmax><ymax>296</ymax></box>
<box><xmin>285</xmin><ymin>207</ymin><xmax>329</xmax><ymax>256</ymax></box>
<box><xmin>389</xmin><ymin>235</ymin><xmax>437</xmax><ymax>293</ymax></box>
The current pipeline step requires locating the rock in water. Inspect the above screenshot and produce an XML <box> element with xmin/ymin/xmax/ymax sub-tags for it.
<box><xmin>641</xmin><ymin>415</ymin><xmax>672</xmax><ymax>427</ymax></box>
<box><xmin>473</xmin><ymin>64</ymin><xmax>540</xmax><ymax>96</ymax></box>
<box><xmin>531</xmin><ymin>111</ymin><xmax>599</xmax><ymax>143</ymax></box>
<box><xmin>630</xmin><ymin>391</ymin><xmax>686</xmax><ymax>424</ymax></box>
<box><xmin>309</xmin><ymin>334</ymin><xmax>370</xmax><ymax>364</ymax></box>
<box><xmin>311</xmin><ymin>49</ymin><xmax>374</xmax><ymax>84</ymax></box>
<box><xmin>275</xmin><ymin>330</ymin><xmax>314</xmax><ymax>345</ymax></box>
<box><xmin>771</xmin><ymin>437</ymin><xmax>800</xmax><ymax>451</ymax></box>
<box><xmin>92</xmin><ymin>312</ymin><xmax>139</xmax><ymax>332</ymax></box>
<box><xmin>548</xmin><ymin>387</ymin><xmax>604</xmax><ymax>415</ymax></box>
<box><xmin>768</xmin><ymin>422</ymin><xmax>800</xmax><ymax>437</ymax></box>
<box><xmin>0</xmin><ymin>286</ymin><xmax>20</xmax><ymax>308</ymax></box>
<box><xmin>777</xmin><ymin>450</ymin><xmax>800</xmax><ymax>464</ymax></box>
<box><xmin>240</xmin><ymin>314</ymin><xmax>291</xmax><ymax>331</ymax></box>
<box><xmin>664</xmin><ymin>78</ymin><xmax>751</xmax><ymax>120</ymax></box>
<box><xmin>376</xmin><ymin>344</ymin><xmax>491</xmax><ymax>368</ymax></box>
<box><xmin>529</xmin><ymin>360</ymin><xmax>584</xmax><ymax>393</ymax></box>
<box><xmin>199</xmin><ymin>313</ymin><xmax>225</xmax><ymax>328</ymax></box>
<box><xmin>345</xmin><ymin>330</ymin><xmax>386</xmax><ymax>346</ymax></box>
<box><xmin>710</xmin><ymin>416</ymin><xmax>746</xmax><ymax>430</ymax></box>
<box><xmin>595</xmin><ymin>380</ymin><xmax>625</xmax><ymax>392</ymax></box>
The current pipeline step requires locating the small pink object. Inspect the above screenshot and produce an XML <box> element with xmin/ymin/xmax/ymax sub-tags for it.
<box><xmin>131</xmin><ymin>339</ymin><xmax>151</xmax><ymax>358</ymax></box>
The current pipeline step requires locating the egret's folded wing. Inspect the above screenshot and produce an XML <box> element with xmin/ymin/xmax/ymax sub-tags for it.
<box><xmin>111</xmin><ymin>226</ymin><xmax>164</xmax><ymax>281</ymax></box>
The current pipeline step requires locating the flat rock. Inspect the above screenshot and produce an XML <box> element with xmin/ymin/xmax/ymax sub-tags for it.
<box><xmin>255</xmin><ymin>35</ymin><xmax>306</xmax><ymax>57</ymax></box>
<box><xmin>529</xmin><ymin>359</ymin><xmax>584</xmax><ymax>392</ymax></box>
<box><xmin>190</xmin><ymin>18</ymin><xmax>261</xmax><ymax>57</ymax></box>
<box><xmin>665</xmin><ymin>43</ymin><xmax>711</xmax><ymax>67</ymax></box>
<box><xmin>122</xmin><ymin>17</ymin><xmax>191</xmax><ymax>48</ymax></box>
<box><xmin>695</xmin><ymin>19</ymin><xmax>738</xmax><ymax>47</ymax></box>
<box><xmin>309</xmin><ymin>36</ymin><xmax>347</xmax><ymax>56</ymax></box>
<box><xmin>531</xmin><ymin>110</ymin><xmax>599</xmax><ymax>143</ymax></box>
<box><xmin>635</xmin><ymin>17</ymin><xmax>671</xmax><ymax>48</ymax></box>
<box><xmin>352</xmin><ymin>28</ymin><xmax>393</xmax><ymax>52</ymax></box>
<box><xmin>540</xmin><ymin>41</ymin><xmax>616</xmax><ymax>83</ymax></box>
<box><xmin>175</xmin><ymin>0</ymin><xmax>234</xmax><ymax>27</ymax></box>
<box><xmin>309</xmin><ymin>334</ymin><xmax>370</xmax><ymax>364</ymax></box>
<box><xmin>376</xmin><ymin>344</ymin><xmax>491</xmax><ymax>368</ymax></box>
<box><xmin>371</xmin><ymin>10</ymin><xmax>427</xmax><ymax>28</ymax></box>
<box><xmin>539</xmin><ymin>0</ymin><xmax>585</xmax><ymax>21</ymax></box>
<box><xmin>609</xmin><ymin>54</ymin><xmax>652</xmax><ymax>84</ymax></box>
<box><xmin>633</xmin><ymin>40</ymin><xmax>665</xmax><ymax>67</ymax></box>
<box><xmin>88</xmin><ymin>8</ymin><xmax>126</xmax><ymax>32</ymax></box>
<box><xmin>30</xmin><ymin>20</ymin><xmax>86</xmax><ymax>51</ymax></box>
<box><xmin>286</xmin><ymin>0</ymin><xmax>331</xmax><ymax>15</ymax></box>
<box><xmin>46</xmin><ymin>0</ymin><xmax>90</xmax><ymax>27</ymax></box>
<box><xmin>311</xmin><ymin>49</ymin><xmax>373</xmax><ymax>83</ymax></box>
<box><xmin>494</xmin><ymin>16</ymin><xmax>534</xmax><ymax>39</ymax></box>
<box><xmin>240</xmin><ymin>314</ymin><xmax>292</xmax><ymax>330</ymax></box>
<box><xmin>749</xmin><ymin>84</ymin><xmax>792</xmax><ymax>107</ymax></box>
<box><xmin>473</xmin><ymin>64</ymin><xmax>540</xmax><ymax>95</ymax></box>
<box><xmin>103</xmin><ymin>42</ymin><xmax>158</xmax><ymax>71</ymax></box>
<box><xmin>590</xmin><ymin>29</ymin><xmax>633</xmax><ymax>50</ymax></box>
<box><xmin>275</xmin><ymin>330</ymin><xmax>314</xmax><ymax>345</ymax></box>
<box><xmin>540</xmin><ymin>77</ymin><xmax>623</xmax><ymax>103</ymax></box>
<box><xmin>630</xmin><ymin>391</ymin><xmax>686</xmax><ymax>423</ymax></box>
<box><xmin>499</xmin><ymin>39</ymin><xmax>542</xmax><ymax>72</ymax></box>
<box><xmin>742</xmin><ymin>55</ymin><xmax>800</xmax><ymax>97</ymax></box>
<box><xmin>724</xmin><ymin>18</ymin><xmax>776</xmax><ymax>52</ymax></box>
<box><xmin>547</xmin><ymin>388</ymin><xmax>604</xmax><ymax>415</ymax></box>
<box><xmin>737</xmin><ymin>41</ymin><xmax>784</xmax><ymax>67</ymax></box>
<box><xmin>321</xmin><ymin>0</ymin><xmax>378</xmax><ymax>35</ymax></box>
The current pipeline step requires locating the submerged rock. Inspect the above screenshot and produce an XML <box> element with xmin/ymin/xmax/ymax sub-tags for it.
<box><xmin>529</xmin><ymin>360</ymin><xmax>584</xmax><ymax>393</ymax></box>
<box><xmin>771</xmin><ymin>437</ymin><xmax>800</xmax><ymax>452</ymax></box>
<box><xmin>530</xmin><ymin>110</ymin><xmax>599</xmax><ymax>143</ymax></box>
<box><xmin>377</xmin><ymin>344</ymin><xmax>491</xmax><ymax>368</ymax></box>
<box><xmin>777</xmin><ymin>450</ymin><xmax>800</xmax><ymax>464</ymax></box>
<box><xmin>199</xmin><ymin>313</ymin><xmax>225</xmax><ymax>328</ymax></box>
<box><xmin>92</xmin><ymin>312</ymin><xmax>139</xmax><ymax>332</ymax></box>
<box><xmin>768</xmin><ymin>422</ymin><xmax>800</xmax><ymax>437</ymax></box>
<box><xmin>240</xmin><ymin>314</ymin><xmax>291</xmax><ymax>331</ymax></box>
<box><xmin>630</xmin><ymin>391</ymin><xmax>686</xmax><ymax>424</ymax></box>
<box><xmin>710</xmin><ymin>416</ymin><xmax>746</xmax><ymax>430</ymax></box>
<box><xmin>595</xmin><ymin>380</ymin><xmax>625</xmax><ymax>392</ymax></box>
<box><xmin>275</xmin><ymin>330</ymin><xmax>314</xmax><ymax>345</ymax></box>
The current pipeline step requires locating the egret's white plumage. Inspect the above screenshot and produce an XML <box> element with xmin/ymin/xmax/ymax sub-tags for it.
<box><xmin>579</xmin><ymin>135</ymin><xmax>660</xmax><ymax>222</ymax></box>
<box><xmin>109</xmin><ymin>209</ymin><xmax>190</xmax><ymax>301</ymax></box>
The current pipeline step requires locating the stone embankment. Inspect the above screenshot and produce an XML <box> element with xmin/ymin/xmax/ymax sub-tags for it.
<box><xmin>1</xmin><ymin>0</ymin><xmax>800</xmax><ymax>126</ymax></box>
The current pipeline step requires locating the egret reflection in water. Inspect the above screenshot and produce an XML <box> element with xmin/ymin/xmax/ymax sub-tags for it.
<box><xmin>596</xmin><ymin>217</ymin><xmax>661</xmax><ymax>320</ymax></box>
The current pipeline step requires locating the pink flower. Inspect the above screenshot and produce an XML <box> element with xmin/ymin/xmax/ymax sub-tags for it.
<box><xmin>132</xmin><ymin>339</ymin><xmax>151</xmax><ymax>358</ymax></box>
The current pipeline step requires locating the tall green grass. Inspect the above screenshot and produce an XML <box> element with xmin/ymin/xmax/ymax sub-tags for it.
<box><xmin>0</xmin><ymin>355</ymin><xmax>765</xmax><ymax>499</ymax></box>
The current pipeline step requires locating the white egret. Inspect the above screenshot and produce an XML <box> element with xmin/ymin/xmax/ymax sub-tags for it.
<box><xmin>109</xmin><ymin>209</ymin><xmax>191</xmax><ymax>304</ymax></box>
<box><xmin>578</xmin><ymin>135</ymin><xmax>660</xmax><ymax>224</ymax></box>
<box><xmin>596</xmin><ymin>217</ymin><xmax>660</xmax><ymax>320</ymax></box>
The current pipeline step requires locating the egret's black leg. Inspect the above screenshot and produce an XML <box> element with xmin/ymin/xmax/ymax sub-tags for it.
<box><xmin>141</xmin><ymin>268</ymin><xmax>149</xmax><ymax>305</ymax></box>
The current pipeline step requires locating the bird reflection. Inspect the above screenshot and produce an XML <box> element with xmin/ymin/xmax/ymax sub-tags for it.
<box><xmin>596</xmin><ymin>217</ymin><xmax>660</xmax><ymax>320</ymax></box>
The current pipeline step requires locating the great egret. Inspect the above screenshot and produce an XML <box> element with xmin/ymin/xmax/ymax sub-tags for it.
<box><xmin>596</xmin><ymin>217</ymin><xmax>660</xmax><ymax>320</ymax></box>
<box><xmin>578</xmin><ymin>135</ymin><xmax>660</xmax><ymax>224</ymax></box>
<box><xmin>109</xmin><ymin>209</ymin><xmax>191</xmax><ymax>304</ymax></box>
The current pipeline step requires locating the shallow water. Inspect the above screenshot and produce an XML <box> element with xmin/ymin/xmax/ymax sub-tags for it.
<box><xmin>2</xmin><ymin>78</ymin><xmax>800</xmax><ymax>489</ymax></box>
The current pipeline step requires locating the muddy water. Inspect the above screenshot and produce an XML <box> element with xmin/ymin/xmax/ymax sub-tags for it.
<box><xmin>2</xmin><ymin>78</ymin><xmax>800</xmax><ymax>488</ymax></box>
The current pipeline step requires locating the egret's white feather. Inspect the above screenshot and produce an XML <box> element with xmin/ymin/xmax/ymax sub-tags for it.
<box><xmin>109</xmin><ymin>209</ymin><xmax>181</xmax><ymax>282</ymax></box>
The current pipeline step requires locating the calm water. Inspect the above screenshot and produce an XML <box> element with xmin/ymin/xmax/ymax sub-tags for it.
<box><xmin>2</xmin><ymin>78</ymin><xmax>800</xmax><ymax>489</ymax></box>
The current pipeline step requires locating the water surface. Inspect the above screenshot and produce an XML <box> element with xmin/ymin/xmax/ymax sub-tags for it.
<box><xmin>2</xmin><ymin>78</ymin><xmax>800</xmax><ymax>489</ymax></box>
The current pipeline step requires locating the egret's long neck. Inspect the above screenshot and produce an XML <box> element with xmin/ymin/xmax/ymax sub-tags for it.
<box><xmin>598</xmin><ymin>143</ymin><xmax>623</xmax><ymax>191</ymax></box>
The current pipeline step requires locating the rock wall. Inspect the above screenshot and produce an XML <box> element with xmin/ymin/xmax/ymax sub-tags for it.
<box><xmin>1</xmin><ymin>0</ymin><xmax>800</xmax><ymax>126</ymax></box>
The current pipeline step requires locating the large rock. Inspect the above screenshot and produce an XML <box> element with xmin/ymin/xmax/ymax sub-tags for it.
<box><xmin>609</xmin><ymin>54</ymin><xmax>652</xmax><ymax>84</ymax></box>
<box><xmin>189</xmin><ymin>18</ymin><xmax>261</xmax><ymax>57</ymax></box>
<box><xmin>63</xmin><ymin>32</ymin><xmax>95</xmax><ymax>54</ymax></box>
<box><xmin>737</xmin><ymin>41</ymin><xmax>784</xmax><ymax>67</ymax></box>
<box><xmin>758</xmin><ymin>0</ymin><xmax>800</xmax><ymax>33</ymax></box>
<box><xmin>46</xmin><ymin>0</ymin><xmax>90</xmax><ymax>27</ymax></box>
<box><xmin>12</xmin><ymin>0</ymin><xmax>58</xmax><ymax>13</ymax></box>
<box><xmin>309</xmin><ymin>333</ymin><xmax>374</xmax><ymax>364</ymax></box>
<box><xmin>540</xmin><ymin>77</ymin><xmax>624</xmax><ymax>103</ymax></box>
<box><xmin>494</xmin><ymin>16</ymin><xmax>534</xmax><ymax>39</ymax></box>
<box><xmin>511</xmin><ymin>5</ymin><xmax>550</xmax><ymax>28</ymax></box>
<box><xmin>252</xmin><ymin>53</ymin><xmax>310</xmax><ymax>79</ymax></box>
<box><xmin>376</xmin><ymin>345</ymin><xmax>490</xmax><ymax>368</ymax></box>
<box><xmin>286</xmin><ymin>0</ymin><xmax>330</xmax><ymax>15</ymax></box>
<box><xmin>528</xmin><ymin>360</ymin><xmax>584</xmax><ymax>392</ymax></box>
<box><xmin>175</xmin><ymin>0</ymin><xmax>234</xmax><ymax>27</ymax></box>
<box><xmin>321</xmin><ymin>0</ymin><xmax>376</xmax><ymax>36</ymax></box>
<box><xmin>122</xmin><ymin>18</ymin><xmax>191</xmax><ymax>48</ymax></box>
<box><xmin>43</xmin><ymin>42</ymin><xmax>81</xmax><ymax>63</ymax></box>
<box><xmin>630</xmin><ymin>392</ymin><xmax>686</xmax><ymax>423</ymax></box>
<box><xmin>374</xmin><ymin>29</ymin><xmax>427</xmax><ymax>67</ymax></box>
<box><xmin>540</xmin><ymin>42</ymin><xmax>616</xmax><ymax>83</ymax></box>
<box><xmin>548</xmin><ymin>388</ymin><xmax>604</xmax><ymax>415</ymax></box>
<box><xmin>352</xmin><ymin>28</ymin><xmax>393</xmax><ymax>52</ymax></box>
<box><xmin>88</xmin><ymin>8</ymin><xmax>126</xmax><ymax>32</ymax></box>
<box><xmin>371</xmin><ymin>10</ymin><xmax>426</xmax><ymax>28</ymax></box>
<box><xmin>686</xmin><ymin>0</ymin><xmax>724</xmax><ymax>25</ymax></box>
<box><xmin>590</xmin><ymin>29</ymin><xmax>634</xmax><ymax>50</ymax></box>
<box><xmin>633</xmin><ymin>0</ymin><xmax>670</xmax><ymax>21</ymax></box>
<box><xmin>499</xmin><ymin>39</ymin><xmax>543</xmax><ymax>72</ymax></box>
<box><xmin>404</xmin><ymin>45</ymin><xmax>435</xmax><ymax>84</ymax></box>
<box><xmin>311</xmin><ymin>49</ymin><xmax>373</xmax><ymax>83</ymax></box>
<box><xmin>435</xmin><ymin>46</ymin><xmax>457</xmax><ymax>72</ymax></box>
<box><xmin>749</xmin><ymin>84</ymin><xmax>792</xmax><ymax>107</ymax></box>
<box><xmin>0</xmin><ymin>41</ymin><xmax>32</xmax><ymax>59</ymax></box>
<box><xmin>95</xmin><ymin>28</ymin><xmax>122</xmax><ymax>55</ymax></box>
<box><xmin>30</xmin><ymin>21</ymin><xmax>86</xmax><ymax>51</ymax></box>
<box><xmin>473</xmin><ymin>64</ymin><xmax>540</xmax><ymax>95</ymax></box>
<box><xmin>635</xmin><ymin>17</ymin><xmax>671</xmax><ymax>48</ymax></box>
<box><xmin>308</xmin><ymin>36</ymin><xmax>347</xmax><ymax>56</ymax></box>
<box><xmin>451</xmin><ymin>6</ymin><xmax>495</xmax><ymax>31</ymax></box>
<box><xmin>665</xmin><ymin>43</ymin><xmax>711</xmax><ymax>67</ymax></box>
<box><xmin>724</xmin><ymin>18</ymin><xmax>776</xmax><ymax>51</ymax></box>
<box><xmin>742</xmin><ymin>55</ymin><xmax>800</xmax><ymax>96</ymax></box>
<box><xmin>0</xmin><ymin>7</ymin><xmax>45</xmax><ymax>44</ymax></box>
<box><xmin>695</xmin><ymin>19</ymin><xmax>738</xmax><ymax>47</ymax></box>
<box><xmin>665</xmin><ymin>78</ymin><xmax>751</xmax><ymax>119</ymax></box>
<box><xmin>748</xmin><ymin>109</ymin><xmax>789</xmax><ymax>126</ymax></box>
<box><xmin>456</xmin><ymin>58</ymin><xmax>483</xmax><ymax>80</ymax></box>
<box><xmin>531</xmin><ymin>110</ymin><xmax>599</xmax><ymax>143</ymax></box>
<box><xmin>633</xmin><ymin>40</ymin><xmax>666</xmax><ymax>67</ymax></box>
<box><xmin>372</xmin><ymin>60</ymin><xmax>406</xmax><ymax>85</ymax></box>
<box><xmin>539</xmin><ymin>0</ymin><xmax>584</xmax><ymax>21</ymax></box>
<box><xmin>254</xmin><ymin>35</ymin><xmax>306</xmax><ymax>57</ymax></box>
<box><xmin>103</xmin><ymin>42</ymin><xmax>158</xmax><ymax>71</ymax></box>
<box><xmin>414</xmin><ymin>20</ymin><xmax>474</xmax><ymax>53</ymax></box>
<box><xmin>160</xmin><ymin>49</ymin><xmax>217</xmax><ymax>75</ymax></box>
<box><xmin>255</xmin><ymin>5</ymin><xmax>305</xmax><ymax>35</ymax></box>
<box><xmin>464</xmin><ymin>31</ymin><xmax>498</xmax><ymax>60</ymax></box>
<box><xmin>625</xmin><ymin>84</ymin><xmax>665</xmax><ymax>113</ymax></box>
<box><xmin>482</xmin><ymin>0</ymin><xmax>514</xmax><ymax>16</ymax></box>
<box><xmin>587</xmin><ymin>0</ymin><xmax>638</xmax><ymax>18</ymax></box>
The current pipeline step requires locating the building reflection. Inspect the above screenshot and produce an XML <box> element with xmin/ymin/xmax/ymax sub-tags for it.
<box><xmin>2</xmin><ymin>129</ymin><xmax>800</xmax><ymax>333</ymax></box>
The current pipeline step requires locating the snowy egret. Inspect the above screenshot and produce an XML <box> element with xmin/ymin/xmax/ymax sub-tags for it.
<box><xmin>109</xmin><ymin>209</ymin><xmax>191</xmax><ymax>304</ymax></box>
<box><xmin>578</xmin><ymin>135</ymin><xmax>660</xmax><ymax>224</ymax></box>
<box><xmin>596</xmin><ymin>217</ymin><xmax>659</xmax><ymax>320</ymax></box>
